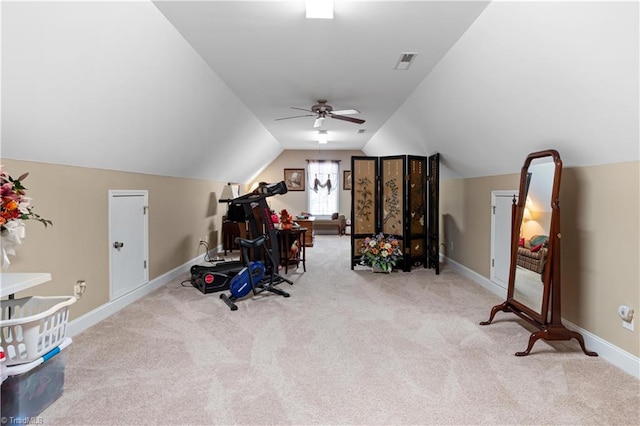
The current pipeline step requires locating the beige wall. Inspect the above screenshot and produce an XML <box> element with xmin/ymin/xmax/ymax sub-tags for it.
<box><xmin>249</xmin><ymin>149</ymin><xmax>364</xmax><ymax>218</ymax></box>
<box><xmin>2</xmin><ymin>159</ymin><xmax>227</xmax><ymax>321</ymax></box>
<box><xmin>441</xmin><ymin>161</ymin><xmax>640</xmax><ymax>357</ymax></box>
<box><xmin>4</xmin><ymin>157</ymin><xmax>638</xmax><ymax>357</ymax></box>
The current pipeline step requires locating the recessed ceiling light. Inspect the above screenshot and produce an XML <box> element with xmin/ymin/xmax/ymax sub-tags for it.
<box><xmin>395</xmin><ymin>52</ymin><xmax>418</xmax><ymax>70</ymax></box>
<box><xmin>306</xmin><ymin>0</ymin><xmax>334</xmax><ymax>19</ymax></box>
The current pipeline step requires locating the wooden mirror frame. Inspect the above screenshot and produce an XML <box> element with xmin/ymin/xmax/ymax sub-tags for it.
<box><xmin>480</xmin><ymin>149</ymin><xmax>597</xmax><ymax>357</ymax></box>
<box><xmin>507</xmin><ymin>150</ymin><xmax>559</xmax><ymax>324</ymax></box>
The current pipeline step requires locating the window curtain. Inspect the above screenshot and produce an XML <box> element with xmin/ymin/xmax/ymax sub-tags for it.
<box><xmin>307</xmin><ymin>160</ymin><xmax>339</xmax><ymax>216</ymax></box>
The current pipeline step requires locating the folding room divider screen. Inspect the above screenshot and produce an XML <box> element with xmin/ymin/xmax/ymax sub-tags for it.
<box><xmin>350</xmin><ymin>154</ymin><xmax>440</xmax><ymax>273</ymax></box>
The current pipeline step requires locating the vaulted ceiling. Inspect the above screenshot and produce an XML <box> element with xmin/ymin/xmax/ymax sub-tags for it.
<box><xmin>2</xmin><ymin>1</ymin><xmax>638</xmax><ymax>183</ymax></box>
<box><xmin>153</xmin><ymin>0</ymin><xmax>490</xmax><ymax>151</ymax></box>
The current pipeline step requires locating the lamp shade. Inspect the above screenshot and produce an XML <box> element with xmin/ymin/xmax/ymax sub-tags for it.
<box><xmin>219</xmin><ymin>183</ymin><xmax>237</xmax><ymax>202</ymax></box>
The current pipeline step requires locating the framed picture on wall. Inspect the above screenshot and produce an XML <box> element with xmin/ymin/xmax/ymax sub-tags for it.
<box><xmin>343</xmin><ymin>170</ymin><xmax>352</xmax><ymax>190</ymax></box>
<box><xmin>284</xmin><ymin>168</ymin><xmax>305</xmax><ymax>191</ymax></box>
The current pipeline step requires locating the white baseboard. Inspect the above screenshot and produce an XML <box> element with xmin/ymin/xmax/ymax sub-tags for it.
<box><xmin>562</xmin><ymin>318</ymin><xmax>640</xmax><ymax>378</ymax></box>
<box><xmin>66</xmin><ymin>248</ymin><xmax>219</xmax><ymax>337</ymax></box>
<box><xmin>443</xmin><ymin>256</ymin><xmax>640</xmax><ymax>379</ymax></box>
<box><xmin>444</xmin><ymin>256</ymin><xmax>508</xmax><ymax>300</ymax></box>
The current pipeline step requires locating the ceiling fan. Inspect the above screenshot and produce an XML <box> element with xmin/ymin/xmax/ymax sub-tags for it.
<box><xmin>275</xmin><ymin>99</ymin><xmax>365</xmax><ymax>128</ymax></box>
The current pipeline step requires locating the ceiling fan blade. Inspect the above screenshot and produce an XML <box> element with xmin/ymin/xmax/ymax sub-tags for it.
<box><xmin>331</xmin><ymin>109</ymin><xmax>360</xmax><ymax>115</ymax></box>
<box><xmin>275</xmin><ymin>114</ymin><xmax>314</xmax><ymax>121</ymax></box>
<box><xmin>314</xmin><ymin>117</ymin><xmax>325</xmax><ymax>128</ymax></box>
<box><xmin>329</xmin><ymin>113</ymin><xmax>365</xmax><ymax>125</ymax></box>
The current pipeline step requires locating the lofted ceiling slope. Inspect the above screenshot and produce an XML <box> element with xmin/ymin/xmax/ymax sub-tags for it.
<box><xmin>153</xmin><ymin>0</ymin><xmax>491</xmax><ymax>151</ymax></box>
<box><xmin>2</xmin><ymin>1</ymin><xmax>637</xmax><ymax>183</ymax></box>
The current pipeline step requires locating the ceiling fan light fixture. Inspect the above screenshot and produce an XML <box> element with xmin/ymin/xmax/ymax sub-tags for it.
<box><xmin>314</xmin><ymin>116</ymin><xmax>325</xmax><ymax>128</ymax></box>
<box><xmin>318</xmin><ymin>130</ymin><xmax>328</xmax><ymax>144</ymax></box>
<box><xmin>332</xmin><ymin>108</ymin><xmax>359</xmax><ymax>115</ymax></box>
<box><xmin>306</xmin><ymin>0</ymin><xmax>334</xmax><ymax>19</ymax></box>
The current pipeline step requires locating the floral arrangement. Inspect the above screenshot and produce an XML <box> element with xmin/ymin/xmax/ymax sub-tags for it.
<box><xmin>1</xmin><ymin>167</ymin><xmax>52</xmax><ymax>230</ymax></box>
<box><xmin>279</xmin><ymin>209</ymin><xmax>292</xmax><ymax>225</ymax></box>
<box><xmin>360</xmin><ymin>233</ymin><xmax>402</xmax><ymax>272</ymax></box>
<box><xmin>1</xmin><ymin>166</ymin><xmax>52</xmax><ymax>268</ymax></box>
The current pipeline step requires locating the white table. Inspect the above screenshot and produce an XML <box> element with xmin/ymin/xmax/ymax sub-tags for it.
<box><xmin>1</xmin><ymin>273</ymin><xmax>52</xmax><ymax>298</ymax></box>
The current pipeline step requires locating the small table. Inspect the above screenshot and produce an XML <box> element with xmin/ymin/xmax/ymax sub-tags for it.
<box><xmin>294</xmin><ymin>218</ymin><xmax>315</xmax><ymax>247</ymax></box>
<box><xmin>1</xmin><ymin>273</ymin><xmax>52</xmax><ymax>299</ymax></box>
<box><xmin>277</xmin><ymin>227</ymin><xmax>307</xmax><ymax>273</ymax></box>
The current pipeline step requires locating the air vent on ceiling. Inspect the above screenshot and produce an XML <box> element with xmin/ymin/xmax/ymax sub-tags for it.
<box><xmin>395</xmin><ymin>52</ymin><xmax>418</xmax><ymax>70</ymax></box>
<box><xmin>357</xmin><ymin>129</ymin><xmax>366</xmax><ymax>134</ymax></box>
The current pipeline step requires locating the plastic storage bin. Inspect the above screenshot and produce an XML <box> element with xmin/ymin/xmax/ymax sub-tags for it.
<box><xmin>1</xmin><ymin>337</ymin><xmax>71</xmax><ymax>422</ymax></box>
<box><xmin>1</xmin><ymin>296</ymin><xmax>75</xmax><ymax>366</ymax></box>
<box><xmin>0</xmin><ymin>346</ymin><xmax>6</xmax><ymax>384</ymax></box>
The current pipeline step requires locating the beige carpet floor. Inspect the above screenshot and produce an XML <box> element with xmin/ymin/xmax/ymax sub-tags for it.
<box><xmin>40</xmin><ymin>235</ymin><xmax>639</xmax><ymax>425</ymax></box>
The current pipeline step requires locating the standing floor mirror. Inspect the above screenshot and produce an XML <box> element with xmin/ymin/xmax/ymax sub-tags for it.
<box><xmin>480</xmin><ymin>150</ymin><xmax>597</xmax><ymax>356</ymax></box>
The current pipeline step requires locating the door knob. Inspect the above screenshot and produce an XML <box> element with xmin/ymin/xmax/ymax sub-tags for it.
<box><xmin>113</xmin><ymin>241</ymin><xmax>124</xmax><ymax>249</ymax></box>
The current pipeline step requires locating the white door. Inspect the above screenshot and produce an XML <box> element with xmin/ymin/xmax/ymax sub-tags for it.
<box><xmin>490</xmin><ymin>191</ymin><xmax>518</xmax><ymax>290</ymax></box>
<box><xmin>109</xmin><ymin>190</ymin><xmax>148</xmax><ymax>300</ymax></box>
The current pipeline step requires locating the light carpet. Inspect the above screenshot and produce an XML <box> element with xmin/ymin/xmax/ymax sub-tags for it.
<box><xmin>40</xmin><ymin>235</ymin><xmax>639</xmax><ymax>425</ymax></box>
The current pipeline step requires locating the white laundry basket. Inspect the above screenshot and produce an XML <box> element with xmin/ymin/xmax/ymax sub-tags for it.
<box><xmin>1</xmin><ymin>296</ymin><xmax>75</xmax><ymax>366</ymax></box>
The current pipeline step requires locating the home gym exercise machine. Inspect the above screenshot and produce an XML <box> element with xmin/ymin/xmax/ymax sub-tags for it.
<box><xmin>192</xmin><ymin>181</ymin><xmax>293</xmax><ymax>311</ymax></box>
<box><xmin>220</xmin><ymin>180</ymin><xmax>293</xmax><ymax>310</ymax></box>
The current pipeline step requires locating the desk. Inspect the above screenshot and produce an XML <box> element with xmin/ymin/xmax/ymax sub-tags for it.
<box><xmin>295</xmin><ymin>218</ymin><xmax>314</xmax><ymax>247</ymax></box>
<box><xmin>277</xmin><ymin>228</ymin><xmax>307</xmax><ymax>273</ymax></box>
<box><xmin>1</xmin><ymin>273</ymin><xmax>52</xmax><ymax>299</ymax></box>
<box><xmin>222</xmin><ymin>221</ymin><xmax>241</xmax><ymax>255</ymax></box>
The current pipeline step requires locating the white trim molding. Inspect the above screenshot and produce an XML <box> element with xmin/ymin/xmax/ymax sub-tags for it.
<box><xmin>444</xmin><ymin>256</ymin><xmax>640</xmax><ymax>379</ymax></box>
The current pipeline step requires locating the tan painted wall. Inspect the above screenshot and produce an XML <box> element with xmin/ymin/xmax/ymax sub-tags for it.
<box><xmin>249</xmin><ymin>149</ymin><xmax>364</xmax><ymax>218</ymax></box>
<box><xmin>4</xmin><ymin>158</ymin><xmax>638</xmax><ymax>357</ymax></box>
<box><xmin>441</xmin><ymin>161</ymin><xmax>640</xmax><ymax>356</ymax></box>
<box><xmin>441</xmin><ymin>173</ymin><xmax>521</xmax><ymax>276</ymax></box>
<box><xmin>1</xmin><ymin>159</ymin><xmax>226</xmax><ymax>321</ymax></box>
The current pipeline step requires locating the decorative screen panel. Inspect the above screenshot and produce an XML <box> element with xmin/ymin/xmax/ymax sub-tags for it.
<box><xmin>352</xmin><ymin>158</ymin><xmax>377</xmax><ymax>236</ymax></box>
<box><xmin>350</xmin><ymin>157</ymin><xmax>378</xmax><ymax>268</ymax></box>
<box><xmin>381</xmin><ymin>157</ymin><xmax>404</xmax><ymax>236</ymax></box>
<box><xmin>350</xmin><ymin>154</ymin><xmax>438</xmax><ymax>273</ymax></box>
<box><xmin>408</xmin><ymin>156</ymin><xmax>427</xmax><ymax>267</ymax></box>
<box><xmin>428</xmin><ymin>153</ymin><xmax>440</xmax><ymax>274</ymax></box>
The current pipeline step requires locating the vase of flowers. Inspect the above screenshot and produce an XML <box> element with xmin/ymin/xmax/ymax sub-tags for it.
<box><xmin>1</xmin><ymin>167</ymin><xmax>52</xmax><ymax>269</ymax></box>
<box><xmin>360</xmin><ymin>233</ymin><xmax>402</xmax><ymax>272</ymax></box>
<box><xmin>280</xmin><ymin>209</ymin><xmax>293</xmax><ymax>230</ymax></box>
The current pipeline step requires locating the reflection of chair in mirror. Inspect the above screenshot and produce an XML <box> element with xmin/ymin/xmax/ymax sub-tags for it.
<box><xmin>480</xmin><ymin>149</ymin><xmax>597</xmax><ymax>357</ymax></box>
<box><xmin>516</xmin><ymin>235</ymin><xmax>548</xmax><ymax>274</ymax></box>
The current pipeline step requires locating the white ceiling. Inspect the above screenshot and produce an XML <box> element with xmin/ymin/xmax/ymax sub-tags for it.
<box><xmin>3</xmin><ymin>1</ymin><xmax>636</xmax><ymax>183</ymax></box>
<box><xmin>153</xmin><ymin>0</ymin><xmax>491</xmax><ymax>150</ymax></box>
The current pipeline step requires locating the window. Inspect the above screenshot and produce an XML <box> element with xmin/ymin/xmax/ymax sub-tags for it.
<box><xmin>307</xmin><ymin>160</ymin><xmax>339</xmax><ymax>216</ymax></box>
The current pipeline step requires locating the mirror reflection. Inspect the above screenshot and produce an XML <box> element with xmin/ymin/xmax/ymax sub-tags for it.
<box><xmin>512</xmin><ymin>157</ymin><xmax>555</xmax><ymax>312</ymax></box>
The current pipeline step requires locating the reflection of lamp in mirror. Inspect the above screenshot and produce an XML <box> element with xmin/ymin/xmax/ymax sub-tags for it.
<box><xmin>523</xmin><ymin>207</ymin><xmax>532</xmax><ymax>221</ymax></box>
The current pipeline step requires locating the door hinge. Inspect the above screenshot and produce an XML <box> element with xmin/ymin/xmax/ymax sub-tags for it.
<box><xmin>143</xmin><ymin>206</ymin><xmax>148</xmax><ymax>215</ymax></box>
<box><xmin>144</xmin><ymin>260</ymin><xmax>147</xmax><ymax>269</ymax></box>
<box><xmin>492</xmin><ymin>258</ymin><xmax>495</xmax><ymax>267</ymax></box>
<box><xmin>492</xmin><ymin>206</ymin><xmax>496</xmax><ymax>214</ymax></box>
